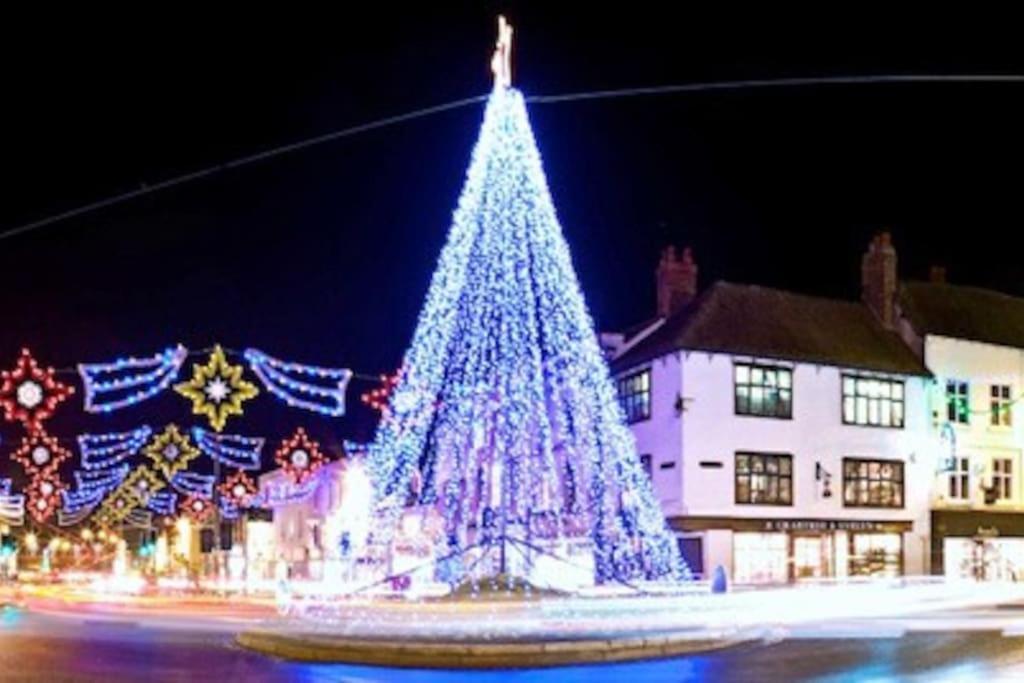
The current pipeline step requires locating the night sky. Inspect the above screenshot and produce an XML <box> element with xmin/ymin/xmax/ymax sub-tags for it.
<box><xmin>2</xmin><ymin>8</ymin><xmax>1023</xmax><ymax>473</ymax></box>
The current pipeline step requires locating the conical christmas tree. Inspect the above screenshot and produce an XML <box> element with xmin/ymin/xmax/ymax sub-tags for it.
<box><xmin>365</xmin><ymin>21</ymin><xmax>687</xmax><ymax>589</ymax></box>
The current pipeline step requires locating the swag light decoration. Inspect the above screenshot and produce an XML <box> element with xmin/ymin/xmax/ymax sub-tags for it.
<box><xmin>170</xmin><ymin>471</ymin><xmax>215</xmax><ymax>500</ymax></box>
<box><xmin>274</xmin><ymin>427</ymin><xmax>326</xmax><ymax>485</ymax></box>
<box><xmin>244</xmin><ymin>348</ymin><xmax>352</xmax><ymax>417</ymax></box>
<box><xmin>0</xmin><ymin>348</ymin><xmax>74</xmax><ymax>433</ymax></box>
<box><xmin>175</xmin><ymin>345</ymin><xmax>259</xmax><ymax>432</ymax></box>
<box><xmin>0</xmin><ymin>478</ymin><xmax>25</xmax><ymax>527</ymax></box>
<box><xmin>191</xmin><ymin>427</ymin><xmax>264</xmax><ymax>470</ymax></box>
<box><xmin>78</xmin><ymin>426</ymin><xmax>153</xmax><ymax>470</ymax></box>
<box><xmin>363</xmin><ymin>17</ymin><xmax>687</xmax><ymax>588</ymax></box>
<box><xmin>143</xmin><ymin>424</ymin><xmax>200</xmax><ymax>480</ymax></box>
<box><xmin>78</xmin><ymin>345</ymin><xmax>187</xmax><ymax>413</ymax></box>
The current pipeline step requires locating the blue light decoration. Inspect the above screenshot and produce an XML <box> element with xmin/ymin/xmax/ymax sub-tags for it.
<box><xmin>0</xmin><ymin>478</ymin><xmax>24</xmax><ymax>527</ymax></box>
<box><xmin>124</xmin><ymin>508</ymin><xmax>153</xmax><ymax>529</ymax></box>
<box><xmin>363</xmin><ymin>82</ymin><xmax>688</xmax><ymax>588</ymax></box>
<box><xmin>78</xmin><ymin>426</ymin><xmax>153</xmax><ymax>470</ymax></box>
<box><xmin>258</xmin><ymin>473</ymin><xmax>320</xmax><ymax>507</ymax></box>
<box><xmin>146</xmin><ymin>491</ymin><xmax>177</xmax><ymax>516</ymax></box>
<box><xmin>219</xmin><ymin>499</ymin><xmax>240</xmax><ymax>520</ymax></box>
<box><xmin>191</xmin><ymin>427</ymin><xmax>264</xmax><ymax>470</ymax></box>
<box><xmin>57</xmin><ymin>507</ymin><xmax>91</xmax><ymax>527</ymax></box>
<box><xmin>244</xmin><ymin>348</ymin><xmax>352</xmax><ymax>416</ymax></box>
<box><xmin>62</xmin><ymin>464</ymin><xmax>131</xmax><ymax>514</ymax></box>
<box><xmin>78</xmin><ymin>345</ymin><xmax>187</xmax><ymax>413</ymax></box>
<box><xmin>170</xmin><ymin>471</ymin><xmax>215</xmax><ymax>499</ymax></box>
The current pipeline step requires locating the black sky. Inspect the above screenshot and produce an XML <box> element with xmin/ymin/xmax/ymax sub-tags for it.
<box><xmin>2</xmin><ymin>7</ymin><xmax>1024</xmax><ymax>469</ymax></box>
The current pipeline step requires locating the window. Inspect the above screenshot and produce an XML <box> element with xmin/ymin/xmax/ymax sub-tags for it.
<box><xmin>991</xmin><ymin>385</ymin><xmax>1013</xmax><ymax>427</ymax></box>
<box><xmin>842</xmin><ymin>375</ymin><xmax>905</xmax><ymax>427</ymax></box>
<box><xmin>733</xmin><ymin>533</ymin><xmax>788</xmax><ymax>584</ymax></box>
<box><xmin>735</xmin><ymin>452</ymin><xmax>793</xmax><ymax>505</ymax></box>
<box><xmin>843</xmin><ymin>458</ymin><xmax>904</xmax><ymax>508</ymax></box>
<box><xmin>617</xmin><ymin>369</ymin><xmax>651</xmax><ymax>423</ymax></box>
<box><xmin>734</xmin><ymin>363</ymin><xmax>792</xmax><ymax>418</ymax></box>
<box><xmin>947</xmin><ymin>380</ymin><xmax>969</xmax><ymax>424</ymax></box>
<box><xmin>639</xmin><ymin>454</ymin><xmax>652</xmax><ymax>479</ymax></box>
<box><xmin>994</xmin><ymin>458</ymin><xmax>1013</xmax><ymax>501</ymax></box>
<box><xmin>948</xmin><ymin>456</ymin><xmax>970</xmax><ymax>501</ymax></box>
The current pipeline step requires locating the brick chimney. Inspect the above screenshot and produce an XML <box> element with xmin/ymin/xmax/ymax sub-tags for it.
<box><xmin>656</xmin><ymin>246</ymin><xmax>698</xmax><ymax>317</ymax></box>
<box><xmin>861</xmin><ymin>232</ymin><xmax>898</xmax><ymax>328</ymax></box>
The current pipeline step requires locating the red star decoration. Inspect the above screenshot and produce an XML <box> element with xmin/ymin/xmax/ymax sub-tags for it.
<box><xmin>218</xmin><ymin>470</ymin><xmax>258</xmax><ymax>507</ymax></box>
<box><xmin>11</xmin><ymin>429</ymin><xmax>71</xmax><ymax>475</ymax></box>
<box><xmin>180</xmin><ymin>495</ymin><xmax>214</xmax><ymax>523</ymax></box>
<box><xmin>361</xmin><ymin>370</ymin><xmax>399</xmax><ymax>412</ymax></box>
<box><xmin>274</xmin><ymin>427</ymin><xmax>326</xmax><ymax>485</ymax></box>
<box><xmin>25</xmin><ymin>472</ymin><xmax>65</xmax><ymax>524</ymax></box>
<box><xmin>0</xmin><ymin>348</ymin><xmax>74</xmax><ymax>433</ymax></box>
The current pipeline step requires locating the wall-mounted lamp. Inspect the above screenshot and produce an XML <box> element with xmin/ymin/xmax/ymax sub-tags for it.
<box><xmin>815</xmin><ymin>462</ymin><xmax>832</xmax><ymax>499</ymax></box>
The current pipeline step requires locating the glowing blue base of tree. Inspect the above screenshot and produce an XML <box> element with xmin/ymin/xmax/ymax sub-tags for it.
<box><xmin>366</xmin><ymin>87</ymin><xmax>689</xmax><ymax>587</ymax></box>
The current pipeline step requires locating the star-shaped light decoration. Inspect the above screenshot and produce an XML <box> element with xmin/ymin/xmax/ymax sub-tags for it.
<box><xmin>274</xmin><ymin>427</ymin><xmax>326</xmax><ymax>485</ymax></box>
<box><xmin>218</xmin><ymin>470</ymin><xmax>258</xmax><ymax>508</ymax></box>
<box><xmin>25</xmin><ymin>473</ymin><xmax>65</xmax><ymax>523</ymax></box>
<box><xmin>122</xmin><ymin>465</ymin><xmax>166</xmax><ymax>506</ymax></box>
<box><xmin>174</xmin><ymin>345</ymin><xmax>258</xmax><ymax>432</ymax></box>
<box><xmin>99</xmin><ymin>487</ymin><xmax>138</xmax><ymax>523</ymax></box>
<box><xmin>180</xmin><ymin>494</ymin><xmax>214</xmax><ymax>523</ymax></box>
<box><xmin>143</xmin><ymin>424</ymin><xmax>201</xmax><ymax>480</ymax></box>
<box><xmin>11</xmin><ymin>429</ymin><xmax>71</xmax><ymax>475</ymax></box>
<box><xmin>0</xmin><ymin>348</ymin><xmax>74</xmax><ymax>433</ymax></box>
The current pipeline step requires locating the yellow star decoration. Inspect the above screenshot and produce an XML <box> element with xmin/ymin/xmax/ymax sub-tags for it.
<box><xmin>99</xmin><ymin>487</ymin><xmax>138</xmax><ymax>523</ymax></box>
<box><xmin>144</xmin><ymin>424</ymin><xmax>200</xmax><ymax>480</ymax></box>
<box><xmin>122</xmin><ymin>465</ymin><xmax>165</xmax><ymax>506</ymax></box>
<box><xmin>174</xmin><ymin>345</ymin><xmax>258</xmax><ymax>432</ymax></box>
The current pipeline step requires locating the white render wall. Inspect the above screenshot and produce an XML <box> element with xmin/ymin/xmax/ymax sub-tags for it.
<box><xmin>924</xmin><ymin>335</ymin><xmax>1024</xmax><ymax>511</ymax></box>
<box><xmin>627</xmin><ymin>350</ymin><xmax>934</xmax><ymax>575</ymax></box>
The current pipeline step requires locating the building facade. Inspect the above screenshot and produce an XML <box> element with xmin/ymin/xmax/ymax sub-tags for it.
<box><xmin>610</xmin><ymin>244</ymin><xmax>934</xmax><ymax>584</ymax></box>
<box><xmin>895</xmin><ymin>273</ymin><xmax>1024</xmax><ymax>580</ymax></box>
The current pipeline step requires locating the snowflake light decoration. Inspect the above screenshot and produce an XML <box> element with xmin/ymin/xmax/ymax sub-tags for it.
<box><xmin>180</xmin><ymin>494</ymin><xmax>214</xmax><ymax>523</ymax></box>
<box><xmin>26</xmin><ymin>474</ymin><xmax>65</xmax><ymax>523</ymax></box>
<box><xmin>274</xmin><ymin>427</ymin><xmax>326</xmax><ymax>485</ymax></box>
<box><xmin>0</xmin><ymin>348</ymin><xmax>74</xmax><ymax>432</ymax></box>
<box><xmin>122</xmin><ymin>465</ymin><xmax>166</xmax><ymax>506</ymax></box>
<box><xmin>174</xmin><ymin>345</ymin><xmax>258</xmax><ymax>432</ymax></box>
<box><xmin>218</xmin><ymin>470</ymin><xmax>258</xmax><ymax>507</ymax></box>
<box><xmin>12</xmin><ymin>429</ymin><xmax>71</xmax><ymax>475</ymax></box>
<box><xmin>143</xmin><ymin>424</ymin><xmax>200</xmax><ymax>480</ymax></box>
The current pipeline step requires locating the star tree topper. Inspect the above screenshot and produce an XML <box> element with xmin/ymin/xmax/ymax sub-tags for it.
<box><xmin>175</xmin><ymin>345</ymin><xmax>258</xmax><ymax>432</ymax></box>
<box><xmin>0</xmin><ymin>348</ymin><xmax>74</xmax><ymax>433</ymax></box>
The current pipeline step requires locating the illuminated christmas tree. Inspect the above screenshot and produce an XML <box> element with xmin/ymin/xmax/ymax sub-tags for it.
<box><xmin>365</xmin><ymin>18</ymin><xmax>687</xmax><ymax>589</ymax></box>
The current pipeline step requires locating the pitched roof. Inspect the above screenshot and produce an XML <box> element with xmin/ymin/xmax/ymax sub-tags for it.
<box><xmin>900</xmin><ymin>281</ymin><xmax>1024</xmax><ymax>349</ymax></box>
<box><xmin>611</xmin><ymin>281</ymin><xmax>929</xmax><ymax>376</ymax></box>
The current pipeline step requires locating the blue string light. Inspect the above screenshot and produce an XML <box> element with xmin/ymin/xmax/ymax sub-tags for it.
<box><xmin>244</xmin><ymin>348</ymin><xmax>352</xmax><ymax>416</ymax></box>
<box><xmin>78</xmin><ymin>426</ymin><xmax>153</xmax><ymax>470</ymax></box>
<box><xmin>78</xmin><ymin>345</ymin><xmax>187</xmax><ymax>413</ymax></box>
<box><xmin>258</xmin><ymin>472</ymin><xmax>320</xmax><ymax>507</ymax></box>
<box><xmin>219</xmin><ymin>499</ymin><xmax>240</xmax><ymax>520</ymax></box>
<box><xmin>146</xmin><ymin>491</ymin><xmax>177</xmax><ymax>516</ymax></box>
<box><xmin>191</xmin><ymin>427</ymin><xmax>265</xmax><ymax>470</ymax></box>
<box><xmin>170</xmin><ymin>471</ymin><xmax>215</xmax><ymax>499</ymax></box>
<box><xmin>62</xmin><ymin>464</ymin><xmax>130</xmax><ymax>514</ymax></box>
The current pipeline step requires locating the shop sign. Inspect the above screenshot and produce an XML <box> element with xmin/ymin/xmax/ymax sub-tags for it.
<box><xmin>763</xmin><ymin>519</ymin><xmax>897</xmax><ymax>532</ymax></box>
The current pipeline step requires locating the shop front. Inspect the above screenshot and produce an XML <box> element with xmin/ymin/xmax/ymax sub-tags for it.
<box><xmin>932</xmin><ymin>509</ymin><xmax>1024</xmax><ymax>581</ymax></box>
<box><xmin>670</xmin><ymin>517</ymin><xmax>912</xmax><ymax>584</ymax></box>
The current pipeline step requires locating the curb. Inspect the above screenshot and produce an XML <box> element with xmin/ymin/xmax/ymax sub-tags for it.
<box><xmin>236</xmin><ymin>630</ymin><xmax>745</xmax><ymax>668</ymax></box>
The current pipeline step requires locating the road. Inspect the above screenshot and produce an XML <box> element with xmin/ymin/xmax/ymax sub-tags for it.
<box><xmin>6</xmin><ymin>602</ymin><xmax>1024</xmax><ymax>682</ymax></box>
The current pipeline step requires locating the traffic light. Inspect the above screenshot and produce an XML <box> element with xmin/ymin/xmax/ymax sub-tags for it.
<box><xmin>138</xmin><ymin>530</ymin><xmax>157</xmax><ymax>558</ymax></box>
<box><xmin>0</xmin><ymin>535</ymin><xmax>14</xmax><ymax>558</ymax></box>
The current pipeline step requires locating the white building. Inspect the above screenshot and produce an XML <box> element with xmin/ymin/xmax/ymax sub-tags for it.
<box><xmin>893</xmin><ymin>261</ymin><xmax>1024</xmax><ymax>579</ymax></box>
<box><xmin>258</xmin><ymin>456</ymin><xmax>373</xmax><ymax>584</ymax></box>
<box><xmin>608</xmin><ymin>243</ymin><xmax>933</xmax><ymax>584</ymax></box>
